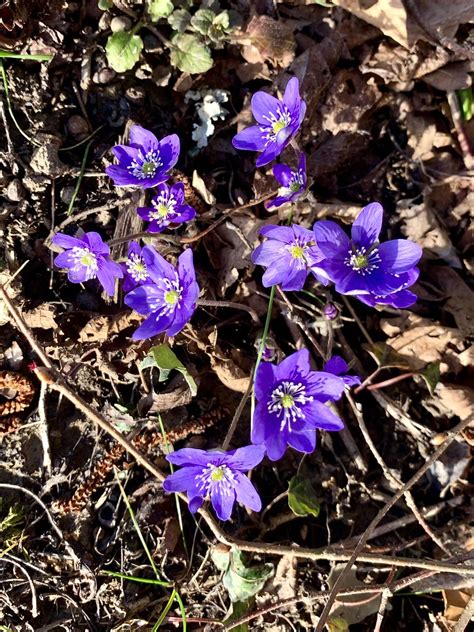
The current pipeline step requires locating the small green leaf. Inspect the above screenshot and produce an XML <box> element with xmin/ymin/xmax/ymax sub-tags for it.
<box><xmin>105</xmin><ymin>31</ymin><xmax>143</xmax><ymax>73</ymax></box>
<box><xmin>147</xmin><ymin>0</ymin><xmax>174</xmax><ymax>21</ymax></box>
<box><xmin>223</xmin><ymin>550</ymin><xmax>273</xmax><ymax>603</ymax></box>
<box><xmin>288</xmin><ymin>475</ymin><xmax>320</xmax><ymax>518</ymax></box>
<box><xmin>211</xmin><ymin>544</ymin><xmax>231</xmax><ymax>572</ymax></box>
<box><xmin>168</xmin><ymin>8</ymin><xmax>192</xmax><ymax>33</ymax></box>
<box><xmin>170</xmin><ymin>33</ymin><xmax>213</xmax><ymax>74</ymax></box>
<box><xmin>457</xmin><ymin>87</ymin><xmax>473</xmax><ymax>121</ymax></box>
<box><xmin>362</xmin><ymin>341</ymin><xmax>412</xmax><ymax>370</ymax></box>
<box><xmin>224</xmin><ymin>600</ymin><xmax>251</xmax><ymax>632</ymax></box>
<box><xmin>190</xmin><ymin>9</ymin><xmax>215</xmax><ymax>36</ymax></box>
<box><xmin>418</xmin><ymin>361</ymin><xmax>440</xmax><ymax>395</ymax></box>
<box><xmin>327</xmin><ymin>616</ymin><xmax>349</xmax><ymax>632</ymax></box>
<box><xmin>140</xmin><ymin>344</ymin><xmax>197</xmax><ymax>396</ymax></box>
<box><xmin>98</xmin><ymin>0</ymin><xmax>113</xmax><ymax>9</ymax></box>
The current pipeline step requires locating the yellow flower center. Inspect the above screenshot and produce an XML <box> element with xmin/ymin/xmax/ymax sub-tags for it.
<box><xmin>272</xmin><ymin>119</ymin><xmax>287</xmax><ymax>135</ymax></box>
<box><xmin>352</xmin><ymin>254</ymin><xmax>368</xmax><ymax>269</ymax></box>
<box><xmin>289</xmin><ymin>181</ymin><xmax>301</xmax><ymax>192</ymax></box>
<box><xmin>80</xmin><ymin>252</ymin><xmax>96</xmax><ymax>267</ymax></box>
<box><xmin>164</xmin><ymin>289</ymin><xmax>179</xmax><ymax>305</ymax></box>
<box><xmin>281</xmin><ymin>394</ymin><xmax>294</xmax><ymax>408</ymax></box>
<box><xmin>142</xmin><ymin>161</ymin><xmax>156</xmax><ymax>175</ymax></box>
<box><xmin>156</xmin><ymin>203</ymin><xmax>169</xmax><ymax>218</ymax></box>
<box><xmin>289</xmin><ymin>245</ymin><xmax>305</xmax><ymax>259</ymax></box>
<box><xmin>211</xmin><ymin>467</ymin><xmax>225</xmax><ymax>482</ymax></box>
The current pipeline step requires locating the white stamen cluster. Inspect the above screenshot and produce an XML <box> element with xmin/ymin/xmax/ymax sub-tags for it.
<box><xmin>196</xmin><ymin>463</ymin><xmax>235</xmax><ymax>498</ymax></box>
<box><xmin>281</xmin><ymin>168</ymin><xmax>305</xmax><ymax>197</ymax></box>
<box><xmin>268</xmin><ymin>380</ymin><xmax>313</xmax><ymax>430</ymax></box>
<box><xmin>344</xmin><ymin>246</ymin><xmax>381</xmax><ymax>275</ymax></box>
<box><xmin>128</xmin><ymin>149</ymin><xmax>163</xmax><ymax>179</ymax></box>
<box><xmin>126</xmin><ymin>252</ymin><xmax>148</xmax><ymax>282</ymax></box>
<box><xmin>151</xmin><ymin>277</ymin><xmax>183</xmax><ymax>314</ymax></box>
<box><xmin>260</xmin><ymin>105</ymin><xmax>292</xmax><ymax>143</ymax></box>
<box><xmin>69</xmin><ymin>246</ymin><xmax>98</xmax><ymax>279</ymax></box>
<box><xmin>149</xmin><ymin>193</ymin><xmax>178</xmax><ymax>221</ymax></box>
<box><xmin>286</xmin><ymin>238</ymin><xmax>311</xmax><ymax>268</ymax></box>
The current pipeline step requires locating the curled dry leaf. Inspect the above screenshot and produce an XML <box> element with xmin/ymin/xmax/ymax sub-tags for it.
<box><xmin>435</xmin><ymin>383</ymin><xmax>474</xmax><ymax>421</ymax></box>
<box><xmin>380</xmin><ymin>313</ymin><xmax>471</xmax><ymax>374</ymax></box>
<box><xmin>79</xmin><ymin>311</ymin><xmax>142</xmax><ymax>343</ymax></box>
<box><xmin>430</xmin><ymin>266</ymin><xmax>474</xmax><ymax>338</ymax></box>
<box><xmin>23</xmin><ymin>303</ymin><xmax>57</xmax><ymax>330</ymax></box>
<box><xmin>239</xmin><ymin>15</ymin><xmax>296</xmax><ymax>67</ymax></box>
<box><xmin>333</xmin><ymin>0</ymin><xmax>474</xmax><ymax>49</ymax></box>
<box><xmin>398</xmin><ymin>199</ymin><xmax>462</xmax><ymax>268</ymax></box>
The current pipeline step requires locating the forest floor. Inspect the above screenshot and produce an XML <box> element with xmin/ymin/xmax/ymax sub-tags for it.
<box><xmin>0</xmin><ymin>1</ymin><xmax>473</xmax><ymax>631</ymax></box>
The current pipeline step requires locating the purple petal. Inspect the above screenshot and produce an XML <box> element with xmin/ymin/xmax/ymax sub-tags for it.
<box><xmin>159</xmin><ymin>134</ymin><xmax>180</xmax><ymax>170</ymax></box>
<box><xmin>274</xmin><ymin>348</ymin><xmax>311</xmax><ymax>380</ymax></box>
<box><xmin>167</xmin><ymin>448</ymin><xmax>223</xmax><ymax>467</ymax></box>
<box><xmin>232</xmin><ymin>126</ymin><xmax>266</xmax><ymax>152</ymax></box>
<box><xmin>259</xmin><ymin>225</ymin><xmax>296</xmax><ymax>243</ymax></box>
<box><xmin>67</xmin><ymin>266</ymin><xmax>90</xmax><ymax>283</ymax></box>
<box><xmin>83</xmin><ymin>232</ymin><xmax>109</xmax><ymax>255</ymax></box>
<box><xmin>256</xmin><ymin>141</ymin><xmax>282</xmax><ymax>167</ymax></box>
<box><xmin>234</xmin><ymin>472</ymin><xmax>262</xmax><ymax>512</ymax></box>
<box><xmin>376</xmin><ymin>288</ymin><xmax>418</xmax><ymax>308</ymax></box>
<box><xmin>169</xmin><ymin>181</ymin><xmax>185</xmax><ymax>204</ymax></box>
<box><xmin>363</xmin><ymin>270</ymin><xmax>407</xmax><ymax>296</ymax></box>
<box><xmin>124</xmin><ymin>284</ymin><xmax>161</xmax><ymax>314</ymax></box>
<box><xmin>131</xmin><ymin>311</ymin><xmax>174</xmax><ymax>340</ymax></box>
<box><xmin>112</xmin><ymin>144</ymin><xmax>139</xmax><ymax>164</ymax></box>
<box><xmin>287</xmin><ymin>428</ymin><xmax>316</xmax><ymax>454</ymax></box>
<box><xmin>264</xmin><ymin>430</ymin><xmax>288</xmax><ymax>462</ymax></box>
<box><xmin>105</xmin><ymin>165</ymin><xmax>141</xmax><ymax>187</ymax></box>
<box><xmin>54</xmin><ymin>251</ymin><xmax>75</xmax><ymax>269</ymax></box>
<box><xmin>254</xmin><ymin>362</ymin><xmax>276</xmax><ymax>401</ymax></box>
<box><xmin>188</xmin><ymin>496</ymin><xmax>205</xmax><ymax>513</ymax></box>
<box><xmin>96</xmin><ymin>260</ymin><xmax>122</xmax><ymax>296</ymax></box>
<box><xmin>260</xmin><ymin>256</ymin><xmax>293</xmax><ymax>288</ymax></box>
<box><xmin>252</xmin><ymin>91</ymin><xmax>282</xmax><ymax>124</ymax></box>
<box><xmin>210</xmin><ymin>485</ymin><xmax>236</xmax><ymax>521</ymax></box>
<box><xmin>378</xmin><ymin>239</ymin><xmax>422</xmax><ymax>273</ymax></box>
<box><xmin>323</xmin><ymin>356</ymin><xmax>348</xmax><ymax>376</ymax></box>
<box><xmin>142</xmin><ymin>247</ymin><xmax>176</xmax><ymax>282</ymax></box>
<box><xmin>224</xmin><ymin>445</ymin><xmax>266</xmax><ymax>471</ymax></box>
<box><xmin>292</xmin><ymin>224</ymin><xmax>315</xmax><ymax>242</ymax></box>
<box><xmin>304</xmin><ymin>400</ymin><xmax>344</xmax><ymax>431</ymax></box>
<box><xmin>162</xmin><ymin>466</ymin><xmax>204</xmax><ymax>493</ymax></box>
<box><xmin>166</xmin><ymin>301</ymin><xmax>195</xmax><ymax>337</ymax></box>
<box><xmin>278</xmin><ymin>267</ymin><xmax>308</xmax><ymax>292</ymax></box>
<box><xmin>129</xmin><ymin>125</ymin><xmax>159</xmax><ymax>152</ymax></box>
<box><xmin>352</xmin><ymin>202</ymin><xmax>383</xmax><ymax>248</ymax></box>
<box><xmin>283</xmin><ymin>77</ymin><xmax>302</xmax><ymax>113</ymax></box>
<box><xmin>273</xmin><ymin>163</ymin><xmax>293</xmax><ymax>187</ymax></box>
<box><xmin>313</xmin><ymin>220</ymin><xmax>350</xmax><ymax>258</ymax></box>
<box><xmin>52</xmin><ymin>233</ymin><xmax>84</xmax><ymax>250</ymax></box>
<box><xmin>305</xmin><ymin>371</ymin><xmax>345</xmax><ymax>402</ymax></box>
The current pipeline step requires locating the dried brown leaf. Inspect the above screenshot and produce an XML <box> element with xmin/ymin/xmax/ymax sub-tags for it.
<box><xmin>79</xmin><ymin>311</ymin><xmax>141</xmax><ymax>343</ymax></box>
<box><xmin>430</xmin><ymin>267</ymin><xmax>474</xmax><ymax>338</ymax></box>
<box><xmin>240</xmin><ymin>15</ymin><xmax>296</xmax><ymax>67</ymax></box>
<box><xmin>23</xmin><ymin>303</ymin><xmax>57</xmax><ymax>330</ymax></box>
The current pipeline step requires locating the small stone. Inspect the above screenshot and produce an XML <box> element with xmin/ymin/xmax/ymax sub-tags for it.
<box><xmin>93</xmin><ymin>67</ymin><xmax>116</xmax><ymax>84</ymax></box>
<box><xmin>60</xmin><ymin>186</ymin><xmax>75</xmax><ymax>205</ymax></box>
<box><xmin>5</xmin><ymin>179</ymin><xmax>24</xmax><ymax>202</ymax></box>
<box><xmin>30</xmin><ymin>134</ymin><xmax>67</xmax><ymax>178</ymax></box>
<box><xmin>110</xmin><ymin>16</ymin><xmax>132</xmax><ymax>32</ymax></box>
<box><xmin>143</xmin><ymin>33</ymin><xmax>161</xmax><ymax>52</ymax></box>
<box><xmin>98</xmin><ymin>12</ymin><xmax>111</xmax><ymax>31</ymax></box>
<box><xmin>23</xmin><ymin>174</ymin><xmax>50</xmax><ymax>193</ymax></box>
<box><xmin>67</xmin><ymin>114</ymin><xmax>89</xmax><ymax>139</ymax></box>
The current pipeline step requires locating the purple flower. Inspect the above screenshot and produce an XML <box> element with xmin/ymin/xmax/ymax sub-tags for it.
<box><xmin>323</xmin><ymin>356</ymin><xmax>361</xmax><ymax>388</ymax></box>
<box><xmin>52</xmin><ymin>231</ymin><xmax>123</xmax><ymax>296</ymax></box>
<box><xmin>124</xmin><ymin>248</ymin><xmax>199</xmax><ymax>340</ymax></box>
<box><xmin>313</xmin><ymin>203</ymin><xmax>422</xmax><ymax>308</ymax></box>
<box><xmin>252</xmin><ymin>349</ymin><xmax>345</xmax><ymax>461</ymax></box>
<box><xmin>232</xmin><ymin>77</ymin><xmax>306</xmax><ymax>167</ymax></box>
<box><xmin>266</xmin><ymin>154</ymin><xmax>307</xmax><ymax>210</ymax></box>
<box><xmin>105</xmin><ymin>125</ymin><xmax>180</xmax><ymax>188</ymax></box>
<box><xmin>163</xmin><ymin>445</ymin><xmax>265</xmax><ymax>521</ymax></box>
<box><xmin>323</xmin><ymin>302</ymin><xmax>339</xmax><ymax>320</ymax></box>
<box><xmin>121</xmin><ymin>241</ymin><xmax>160</xmax><ymax>293</ymax></box>
<box><xmin>137</xmin><ymin>182</ymin><xmax>196</xmax><ymax>233</ymax></box>
<box><xmin>252</xmin><ymin>224</ymin><xmax>328</xmax><ymax>292</ymax></box>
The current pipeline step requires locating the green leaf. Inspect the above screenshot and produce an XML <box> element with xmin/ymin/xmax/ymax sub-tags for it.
<box><xmin>288</xmin><ymin>475</ymin><xmax>320</xmax><ymax>518</ymax></box>
<box><xmin>170</xmin><ymin>33</ymin><xmax>213</xmax><ymax>74</ymax></box>
<box><xmin>222</xmin><ymin>550</ymin><xmax>273</xmax><ymax>603</ymax></box>
<box><xmin>190</xmin><ymin>9</ymin><xmax>215</xmax><ymax>36</ymax></box>
<box><xmin>457</xmin><ymin>87</ymin><xmax>473</xmax><ymax>121</ymax></box>
<box><xmin>168</xmin><ymin>8</ymin><xmax>192</xmax><ymax>33</ymax></box>
<box><xmin>105</xmin><ymin>31</ymin><xmax>143</xmax><ymax>73</ymax></box>
<box><xmin>224</xmin><ymin>600</ymin><xmax>251</xmax><ymax>632</ymax></box>
<box><xmin>147</xmin><ymin>0</ymin><xmax>174</xmax><ymax>21</ymax></box>
<box><xmin>140</xmin><ymin>344</ymin><xmax>197</xmax><ymax>396</ymax></box>
<box><xmin>418</xmin><ymin>361</ymin><xmax>440</xmax><ymax>395</ymax></box>
<box><xmin>98</xmin><ymin>0</ymin><xmax>113</xmax><ymax>9</ymax></box>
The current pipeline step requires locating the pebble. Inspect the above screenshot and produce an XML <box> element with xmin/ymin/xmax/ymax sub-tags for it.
<box><xmin>5</xmin><ymin>179</ymin><xmax>25</xmax><ymax>202</ymax></box>
<box><xmin>110</xmin><ymin>16</ymin><xmax>132</xmax><ymax>33</ymax></box>
<box><xmin>60</xmin><ymin>186</ymin><xmax>75</xmax><ymax>205</ymax></box>
<box><xmin>93</xmin><ymin>67</ymin><xmax>116</xmax><ymax>84</ymax></box>
<box><xmin>67</xmin><ymin>114</ymin><xmax>89</xmax><ymax>139</ymax></box>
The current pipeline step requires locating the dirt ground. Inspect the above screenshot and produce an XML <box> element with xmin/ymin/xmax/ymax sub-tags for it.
<box><xmin>0</xmin><ymin>1</ymin><xmax>473</xmax><ymax>631</ymax></box>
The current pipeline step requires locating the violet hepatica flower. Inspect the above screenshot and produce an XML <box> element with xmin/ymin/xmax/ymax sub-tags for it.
<box><xmin>163</xmin><ymin>445</ymin><xmax>265</xmax><ymax>521</ymax></box>
<box><xmin>313</xmin><ymin>202</ymin><xmax>422</xmax><ymax>308</ymax></box>
<box><xmin>323</xmin><ymin>355</ymin><xmax>361</xmax><ymax>388</ymax></box>
<box><xmin>266</xmin><ymin>153</ymin><xmax>307</xmax><ymax>210</ymax></box>
<box><xmin>232</xmin><ymin>77</ymin><xmax>306</xmax><ymax>167</ymax></box>
<box><xmin>121</xmin><ymin>241</ymin><xmax>160</xmax><ymax>293</ymax></box>
<box><xmin>137</xmin><ymin>182</ymin><xmax>196</xmax><ymax>233</ymax></box>
<box><xmin>124</xmin><ymin>248</ymin><xmax>199</xmax><ymax>340</ymax></box>
<box><xmin>252</xmin><ymin>224</ymin><xmax>328</xmax><ymax>292</ymax></box>
<box><xmin>52</xmin><ymin>231</ymin><xmax>123</xmax><ymax>296</ymax></box>
<box><xmin>253</xmin><ymin>349</ymin><xmax>345</xmax><ymax>461</ymax></box>
<box><xmin>105</xmin><ymin>125</ymin><xmax>180</xmax><ymax>188</ymax></box>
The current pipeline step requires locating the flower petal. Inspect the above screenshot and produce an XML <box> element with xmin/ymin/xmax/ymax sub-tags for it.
<box><xmin>274</xmin><ymin>348</ymin><xmax>310</xmax><ymax>380</ymax></box>
<box><xmin>83</xmin><ymin>232</ymin><xmax>109</xmax><ymax>255</ymax></box>
<box><xmin>251</xmin><ymin>91</ymin><xmax>282</xmax><ymax>124</ymax></box>
<box><xmin>166</xmin><ymin>448</ymin><xmax>222</xmax><ymax>467</ymax></box>
<box><xmin>313</xmin><ymin>220</ymin><xmax>350</xmax><ymax>258</ymax></box>
<box><xmin>131</xmin><ymin>311</ymin><xmax>174</xmax><ymax>340</ymax></box>
<box><xmin>105</xmin><ymin>165</ymin><xmax>140</xmax><ymax>187</ymax></box>
<box><xmin>162</xmin><ymin>466</ymin><xmax>204</xmax><ymax>493</ymax></box>
<box><xmin>234</xmin><ymin>472</ymin><xmax>262</xmax><ymax>512</ymax></box>
<box><xmin>232</xmin><ymin>126</ymin><xmax>266</xmax><ymax>152</ymax></box>
<box><xmin>124</xmin><ymin>284</ymin><xmax>161</xmax><ymax>314</ymax></box>
<box><xmin>323</xmin><ymin>356</ymin><xmax>348</xmax><ymax>376</ymax></box>
<box><xmin>96</xmin><ymin>260</ymin><xmax>122</xmax><ymax>296</ymax></box>
<box><xmin>304</xmin><ymin>400</ymin><xmax>345</xmax><ymax>431</ymax></box>
<box><xmin>264</xmin><ymin>430</ymin><xmax>288</xmax><ymax>461</ymax></box>
<box><xmin>254</xmin><ymin>362</ymin><xmax>276</xmax><ymax>401</ymax></box>
<box><xmin>142</xmin><ymin>247</ymin><xmax>176</xmax><ymax>282</ymax></box>
<box><xmin>159</xmin><ymin>134</ymin><xmax>180</xmax><ymax>170</ymax></box>
<box><xmin>273</xmin><ymin>163</ymin><xmax>293</xmax><ymax>187</ymax></box>
<box><xmin>259</xmin><ymin>225</ymin><xmax>296</xmax><ymax>243</ymax></box>
<box><xmin>283</xmin><ymin>77</ymin><xmax>302</xmax><ymax>113</ymax></box>
<box><xmin>224</xmin><ymin>445</ymin><xmax>266</xmax><ymax>471</ymax></box>
<box><xmin>305</xmin><ymin>371</ymin><xmax>345</xmax><ymax>402</ymax></box>
<box><xmin>51</xmin><ymin>233</ymin><xmax>84</xmax><ymax>250</ymax></box>
<box><xmin>129</xmin><ymin>125</ymin><xmax>159</xmax><ymax>152</ymax></box>
<box><xmin>352</xmin><ymin>202</ymin><xmax>383</xmax><ymax>248</ymax></box>
<box><xmin>256</xmin><ymin>141</ymin><xmax>282</xmax><ymax>167</ymax></box>
<box><xmin>378</xmin><ymin>239</ymin><xmax>422</xmax><ymax>273</ymax></box>
<box><xmin>287</xmin><ymin>428</ymin><xmax>316</xmax><ymax>454</ymax></box>
<box><xmin>210</xmin><ymin>484</ymin><xmax>236</xmax><ymax>521</ymax></box>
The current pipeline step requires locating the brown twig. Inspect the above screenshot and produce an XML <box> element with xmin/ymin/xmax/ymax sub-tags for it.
<box><xmin>197</xmin><ymin>298</ymin><xmax>259</xmax><ymax>324</ymax></box>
